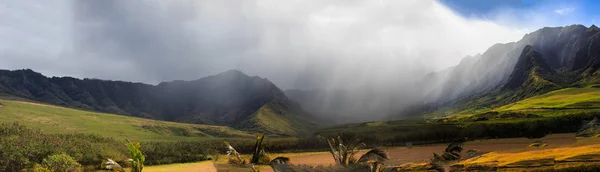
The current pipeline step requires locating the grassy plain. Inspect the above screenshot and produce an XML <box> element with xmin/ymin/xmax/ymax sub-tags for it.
<box><xmin>426</xmin><ymin>87</ymin><xmax>600</xmax><ymax>120</ymax></box>
<box><xmin>0</xmin><ymin>99</ymin><xmax>252</xmax><ymax>142</ymax></box>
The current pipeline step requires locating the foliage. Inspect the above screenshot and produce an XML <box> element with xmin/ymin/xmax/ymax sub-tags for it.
<box><xmin>357</xmin><ymin>148</ymin><xmax>389</xmax><ymax>172</ymax></box>
<box><xmin>31</xmin><ymin>163</ymin><xmax>52</xmax><ymax>172</ymax></box>
<box><xmin>41</xmin><ymin>153</ymin><xmax>81</xmax><ymax>172</ymax></box>
<box><xmin>323</xmin><ymin>134</ymin><xmax>365</xmax><ymax>166</ymax></box>
<box><xmin>0</xmin><ymin>122</ymin><xmax>127</xmax><ymax>171</ymax></box>
<box><xmin>141</xmin><ymin>141</ymin><xmax>216</xmax><ymax>165</ymax></box>
<box><xmin>318</xmin><ymin>113</ymin><xmax>599</xmax><ymax>148</ymax></box>
<box><xmin>250</xmin><ymin>134</ymin><xmax>266</xmax><ymax>164</ymax></box>
<box><xmin>357</xmin><ymin>148</ymin><xmax>389</xmax><ymax>164</ymax></box>
<box><xmin>224</xmin><ymin>141</ymin><xmax>245</xmax><ymax>165</ymax></box>
<box><xmin>433</xmin><ymin>138</ymin><xmax>465</xmax><ymax>162</ymax></box>
<box><xmin>577</xmin><ymin>117</ymin><xmax>600</xmax><ymax>137</ymax></box>
<box><xmin>126</xmin><ymin>141</ymin><xmax>145</xmax><ymax>172</ymax></box>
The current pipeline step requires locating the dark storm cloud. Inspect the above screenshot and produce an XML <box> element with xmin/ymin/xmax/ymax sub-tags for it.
<box><xmin>62</xmin><ymin>0</ymin><xmax>527</xmax><ymax>88</ymax></box>
<box><xmin>71</xmin><ymin>0</ymin><xmax>261</xmax><ymax>83</ymax></box>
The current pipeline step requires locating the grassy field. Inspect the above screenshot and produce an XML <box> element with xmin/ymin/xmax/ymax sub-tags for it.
<box><xmin>456</xmin><ymin>137</ymin><xmax>600</xmax><ymax>170</ymax></box>
<box><xmin>0</xmin><ymin>99</ymin><xmax>253</xmax><ymax>141</ymax></box>
<box><xmin>433</xmin><ymin>87</ymin><xmax>600</xmax><ymax>120</ymax></box>
<box><xmin>495</xmin><ymin>87</ymin><xmax>600</xmax><ymax>112</ymax></box>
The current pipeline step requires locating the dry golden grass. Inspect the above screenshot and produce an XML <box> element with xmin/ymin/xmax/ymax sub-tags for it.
<box><xmin>458</xmin><ymin>143</ymin><xmax>600</xmax><ymax>167</ymax></box>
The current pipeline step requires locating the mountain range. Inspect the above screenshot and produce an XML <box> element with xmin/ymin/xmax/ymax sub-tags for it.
<box><xmin>1</xmin><ymin>24</ymin><xmax>598</xmax><ymax>131</ymax></box>
<box><xmin>410</xmin><ymin>24</ymin><xmax>600</xmax><ymax>116</ymax></box>
<box><xmin>285</xmin><ymin>24</ymin><xmax>600</xmax><ymax>119</ymax></box>
<box><xmin>0</xmin><ymin>69</ymin><xmax>317</xmax><ymax>135</ymax></box>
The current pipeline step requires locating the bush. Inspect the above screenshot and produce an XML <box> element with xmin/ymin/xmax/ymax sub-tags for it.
<box><xmin>41</xmin><ymin>153</ymin><xmax>81</xmax><ymax>172</ymax></box>
<box><xmin>127</xmin><ymin>141</ymin><xmax>145</xmax><ymax>172</ymax></box>
<box><xmin>31</xmin><ymin>163</ymin><xmax>52</xmax><ymax>172</ymax></box>
<box><xmin>0</xmin><ymin>123</ymin><xmax>128</xmax><ymax>171</ymax></box>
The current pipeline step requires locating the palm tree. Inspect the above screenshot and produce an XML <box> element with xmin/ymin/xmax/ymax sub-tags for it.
<box><xmin>324</xmin><ymin>135</ymin><xmax>365</xmax><ymax>166</ymax></box>
<box><xmin>357</xmin><ymin>148</ymin><xmax>389</xmax><ymax>172</ymax></box>
<box><xmin>433</xmin><ymin>138</ymin><xmax>466</xmax><ymax>161</ymax></box>
<box><xmin>250</xmin><ymin>134</ymin><xmax>266</xmax><ymax>164</ymax></box>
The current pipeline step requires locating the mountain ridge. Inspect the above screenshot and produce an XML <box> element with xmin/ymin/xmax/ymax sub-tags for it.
<box><xmin>0</xmin><ymin>69</ymin><xmax>317</xmax><ymax>135</ymax></box>
<box><xmin>410</xmin><ymin>24</ymin><xmax>600</xmax><ymax>119</ymax></box>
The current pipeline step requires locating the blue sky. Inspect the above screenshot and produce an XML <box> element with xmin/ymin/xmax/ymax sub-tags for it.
<box><xmin>440</xmin><ymin>0</ymin><xmax>599</xmax><ymax>27</ymax></box>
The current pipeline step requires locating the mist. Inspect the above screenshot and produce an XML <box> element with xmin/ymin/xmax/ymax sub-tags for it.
<box><xmin>2</xmin><ymin>0</ymin><xmax>582</xmax><ymax>122</ymax></box>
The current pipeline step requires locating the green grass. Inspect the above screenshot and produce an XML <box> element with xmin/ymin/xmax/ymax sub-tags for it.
<box><xmin>239</xmin><ymin>101</ymin><xmax>318</xmax><ymax>136</ymax></box>
<box><xmin>496</xmin><ymin>87</ymin><xmax>600</xmax><ymax>112</ymax></box>
<box><xmin>435</xmin><ymin>87</ymin><xmax>600</xmax><ymax>121</ymax></box>
<box><xmin>245</xmin><ymin>103</ymin><xmax>298</xmax><ymax>134</ymax></box>
<box><xmin>0</xmin><ymin>99</ymin><xmax>253</xmax><ymax>141</ymax></box>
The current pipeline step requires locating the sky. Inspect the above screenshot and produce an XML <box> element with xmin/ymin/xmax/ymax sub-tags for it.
<box><xmin>0</xmin><ymin>0</ymin><xmax>598</xmax><ymax>90</ymax></box>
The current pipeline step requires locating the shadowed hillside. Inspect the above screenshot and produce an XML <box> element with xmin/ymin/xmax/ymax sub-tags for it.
<box><xmin>0</xmin><ymin>69</ymin><xmax>318</xmax><ymax>135</ymax></box>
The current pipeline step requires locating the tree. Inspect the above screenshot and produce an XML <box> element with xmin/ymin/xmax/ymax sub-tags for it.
<box><xmin>323</xmin><ymin>134</ymin><xmax>365</xmax><ymax>166</ymax></box>
<box><xmin>357</xmin><ymin>148</ymin><xmax>389</xmax><ymax>172</ymax></box>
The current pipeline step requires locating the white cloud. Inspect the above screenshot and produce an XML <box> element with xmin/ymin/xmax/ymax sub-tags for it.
<box><xmin>554</xmin><ymin>7</ymin><xmax>575</xmax><ymax>15</ymax></box>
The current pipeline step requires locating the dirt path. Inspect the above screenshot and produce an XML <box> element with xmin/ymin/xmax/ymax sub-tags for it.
<box><xmin>144</xmin><ymin>161</ymin><xmax>217</xmax><ymax>172</ymax></box>
<box><xmin>288</xmin><ymin>133</ymin><xmax>577</xmax><ymax>166</ymax></box>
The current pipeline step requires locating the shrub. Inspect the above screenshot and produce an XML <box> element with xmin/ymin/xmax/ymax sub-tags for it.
<box><xmin>31</xmin><ymin>163</ymin><xmax>52</xmax><ymax>172</ymax></box>
<box><xmin>41</xmin><ymin>153</ymin><xmax>81</xmax><ymax>172</ymax></box>
<box><xmin>0</xmin><ymin>123</ymin><xmax>128</xmax><ymax>171</ymax></box>
<box><xmin>126</xmin><ymin>141</ymin><xmax>145</xmax><ymax>172</ymax></box>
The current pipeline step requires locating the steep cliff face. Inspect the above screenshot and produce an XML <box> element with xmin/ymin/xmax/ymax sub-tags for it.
<box><xmin>501</xmin><ymin>45</ymin><xmax>560</xmax><ymax>100</ymax></box>
<box><xmin>419</xmin><ymin>25</ymin><xmax>600</xmax><ymax>104</ymax></box>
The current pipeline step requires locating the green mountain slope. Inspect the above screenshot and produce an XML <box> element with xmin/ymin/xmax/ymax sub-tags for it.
<box><xmin>437</xmin><ymin>86</ymin><xmax>600</xmax><ymax>121</ymax></box>
<box><xmin>503</xmin><ymin>45</ymin><xmax>559</xmax><ymax>92</ymax></box>
<box><xmin>0</xmin><ymin>69</ymin><xmax>318</xmax><ymax>135</ymax></box>
<box><xmin>413</xmin><ymin>25</ymin><xmax>600</xmax><ymax>119</ymax></box>
<box><xmin>0</xmin><ymin>99</ymin><xmax>253</xmax><ymax>141</ymax></box>
<box><xmin>238</xmin><ymin>101</ymin><xmax>318</xmax><ymax>135</ymax></box>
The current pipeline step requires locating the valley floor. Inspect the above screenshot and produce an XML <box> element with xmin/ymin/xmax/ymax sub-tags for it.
<box><xmin>141</xmin><ymin>133</ymin><xmax>600</xmax><ymax>171</ymax></box>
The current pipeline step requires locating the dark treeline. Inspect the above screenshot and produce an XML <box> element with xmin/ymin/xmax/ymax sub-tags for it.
<box><xmin>321</xmin><ymin>113</ymin><xmax>600</xmax><ymax>147</ymax></box>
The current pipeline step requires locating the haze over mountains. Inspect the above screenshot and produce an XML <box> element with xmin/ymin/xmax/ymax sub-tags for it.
<box><xmin>420</xmin><ymin>24</ymin><xmax>600</xmax><ymax>103</ymax></box>
<box><xmin>289</xmin><ymin>24</ymin><xmax>600</xmax><ymax>121</ymax></box>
